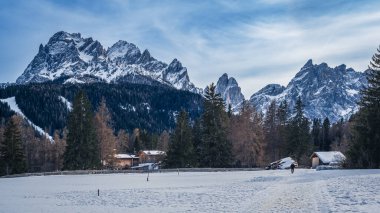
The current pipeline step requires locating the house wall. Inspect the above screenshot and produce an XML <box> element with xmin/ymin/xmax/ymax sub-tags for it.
<box><xmin>139</xmin><ymin>153</ymin><xmax>165</xmax><ymax>164</ymax></box>
<box><xmin>115</xmin><ymin>158</ymin><xmax>138</xmax><ymax>169</ymax></box>
<box><xmin>312</xmin><ymin>157</ymin><xmax>319</xmax><ymax>169</ymax></box>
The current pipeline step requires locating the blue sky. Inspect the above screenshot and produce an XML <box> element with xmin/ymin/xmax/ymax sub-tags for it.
<box><xmin>1</xmin><ymin>0</ymin><xmax>380</xmax><ymax>97</ymax></box>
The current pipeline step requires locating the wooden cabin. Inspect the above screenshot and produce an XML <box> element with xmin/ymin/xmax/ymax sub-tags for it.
<box><xmin>138</xmin><ymin>150</ymin><xmax>166</xmax><ymax>164</ymax></box>
<box><xmin>114</xmin><ymin>154</ymin><xmax>139</xmax><ymax>169</ymax></box>
<box><xmin>310</xmin><ymin>151</ymin><xmax>346</xmax><ymax>169</ymax></box>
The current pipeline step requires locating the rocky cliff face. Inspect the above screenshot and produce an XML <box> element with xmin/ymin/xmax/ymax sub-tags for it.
<box><xmin>16</xmin><ymin>31</ymin><xmax>200</xmax><ymax>93</ymax></box>
<box><xmin>249</xmin><ymin>59</ymin><xmax>367</xmax><ymax>123</ymax></box>
<box><xmin>215</xmin><ymin>73</ymin><xmax>245</xmax><ymax>111</ymax></box>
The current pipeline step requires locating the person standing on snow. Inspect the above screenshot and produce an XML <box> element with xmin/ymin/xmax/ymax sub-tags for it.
<box><xmin>290</xmin><ymin>163</ymin><xmax>295</xmax><ymax>174</ymax></box>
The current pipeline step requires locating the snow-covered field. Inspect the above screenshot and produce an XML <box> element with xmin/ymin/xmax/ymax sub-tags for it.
<box><xmin>0</xmin><ymin>169</ymin><xmax>379</xmax><ymax>213</ymax></box>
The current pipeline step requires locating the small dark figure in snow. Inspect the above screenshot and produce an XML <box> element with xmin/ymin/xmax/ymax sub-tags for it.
<box><xmin>290</xmin><ymin>163</ymin><xmax>295</xmax><ymax>174</ymax></box>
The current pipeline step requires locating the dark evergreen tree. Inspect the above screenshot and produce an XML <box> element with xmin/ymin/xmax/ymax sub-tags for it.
<box><xmin>322</xmin><ymin>117</ymin><xmax>331</xmax><ymax>151</ymax></box>
<box><xmin>192</xmin><ymin>118</ymin><xmax>202</xmax><ymax>167</ymax></box>
<box><xmin>131</xmin><ymin>128</ymin><xmax>143</xmax><ymax>154</ymax></box>
<box><xmin>276</xmin><ymin>100</ymin><xmax>288</xmax><ymax>158</ymax></box>
<box><xmin>348</xmin><ymin>46</ymin><xmax>380</xmax><ymax>168</ymax></box>
<box><xmin>335</xmin><ymin>118</ymin><xmax>344</xmax><ymax>147</ymax></box>
<box><xmin>312</xmin><ymin>118</ymin><xmax>322</xmax><ymax>148</ymax></box>
<box><xmin>200</xmin><ymin>83</ymin><xmax>232</xmax><ymax>167</ymax></box>
<box><xmin>165</xmin><ymin>110</ymin><xmax>195</xmax><ymax>168</ymax></box>
<box><xmin>227</xmin><ymin>104</ymin><xmax>232</xmax><ymax>118</ymax></box>
<box><xmin>286</xmin><ymin>97</ymin><xmax>311</xmax><ymax>162</ymax></box>
<box><xmin>264</xmin><ymin>100</ymin><xmax>279</xmax><ymax>161</ymax></box>
<box><xmin>64</xmin><ymin>91</ymin><xmax>100</xmax><ymax>170</ymax></box>
<box><xmin>0</xmin><ymin>116</ymin><xmax>26</xmax><ymax>175</ymax></box>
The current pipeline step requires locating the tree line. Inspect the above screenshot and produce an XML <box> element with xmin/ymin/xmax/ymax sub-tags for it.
<box><xmin>0</xmin><ymin>90</ymin><xmax>173</xmax><ymax>174</ymax></box>
<box><xmin>164</xmin><ymin>46</ymin><xmax>380</xmax><ymax>169</ymax></box>
<box><xmin>0</xmin><ymin>81</ymin><xmax>203</xmax><ymax>135</ymax></box>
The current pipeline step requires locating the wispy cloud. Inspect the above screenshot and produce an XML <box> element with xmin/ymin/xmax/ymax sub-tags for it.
<box><xmin>0</xmin><ymin>0</ymin><xmax>379</xmax><ymax>98</ymax></box>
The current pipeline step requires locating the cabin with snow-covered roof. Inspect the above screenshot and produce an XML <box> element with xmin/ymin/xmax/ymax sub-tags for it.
<box><xmin>138</xmin><ymin>150</ymin><xmax>166</xmax><ymax>164</ymax></box>
<box><xmin>310</xmin><ymin>151</ymin><xmax>346</xmax><ymax>169</ymax></box>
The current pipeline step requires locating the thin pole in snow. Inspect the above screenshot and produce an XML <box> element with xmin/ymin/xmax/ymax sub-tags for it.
<box><xmin>98</xmin><ymin>189</ymin><xmax>99</xmax><ymax>196</ymax></box>
<box><xmin>147</xmin><ymin>170</ymin><xmax>149</xmax><ymax>181</ymax></box>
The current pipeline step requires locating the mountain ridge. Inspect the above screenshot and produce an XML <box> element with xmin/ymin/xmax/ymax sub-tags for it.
<box><xmin>249</xmin><ymin>59</ymin><xmax>367</xmax><ymax>123</ymax></box>
<box><xmin>16</xmin><ymin>31</ymin><xmax>201</xmax><ymax>93</ymax></box>
<box><xmin>8</xmin><ymin>31</ymin><xmax>369</xmax><ymax>123</ymax></box>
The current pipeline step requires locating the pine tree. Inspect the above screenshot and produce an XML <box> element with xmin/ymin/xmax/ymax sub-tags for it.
<box><xmin>94</xmin><ymin>98</ymin><xmax>117</xmax><ymax>168</ymax></box>
<box><xmin>192</xmin><ymin>118</ymin><xmax>202</xmax><ymax>166</ymax></box>
<box><xmin>64</xmin><ymin>91</ymin><xmax>100</xmax><ymax>170</ymax></box>
<box><xmin>264</xmin><ymin>100</ymin><xmax>278</xmax><ymax>162</ymax></box>
<box><xmin>165</xmin><ymin>110</ymin><xmax>195</xmax><ymax>168</ymax></box>
<box><xmin>276</xmin><ymin>100</ymin><xmax>288</xmax><ymax>158</ymax></box>
<box><xmin>286</xmin><ymin>97</ymin><xmax>311</xmax><ymax>162</ymax></box>
<box><xmin>348</xmin><ymin>46</ymin><xmax>380</xmax><ymax>168</ymax></box>
<box><xmin>0</xmin><ymin>125</ymin><xmax>4</xmax><ymax>175</ymax></box>
<box><xmin>0</xmin><ymin>115</ymin><xmax>26</xmax><ymax>175</ymax></box>
<box><xmin>311</xmin><ymin>118</ymin><xmax>321</xmax><ymax>148</ymax></box>
<box><xmin>200</xmin><ymin>83</ymin><xmax>232</xmax><ymax>167</ymax></box>
<box><xmin>131</xmin><ymin>128</ymin><xmax>142</xmax><ymax>154</ymax></box>
<box><xmin>322</xmin><ymin>117</ymin><xmax>331</xmax><ymax>151</ymax></box>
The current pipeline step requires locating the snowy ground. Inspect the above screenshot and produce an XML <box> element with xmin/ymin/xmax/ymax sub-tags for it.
<box><xmin>0</xmin><ymin>169</ymin><xmax>379</xmax><ymax>213</ymax></box>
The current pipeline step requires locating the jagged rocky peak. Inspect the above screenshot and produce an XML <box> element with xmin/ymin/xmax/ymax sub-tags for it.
<box><xmin>217</xmin><ymin>73</ymin><xmax>229</xmax><ymax>85</ymax></box>
<box><xmin>166</xmin><ymin>59</ymin><xmax>184</xmax><ymax>73</ymax></box>
<box><xmin>48</xmin><ymin>31</ymin><xmax>81</xmax><ymax>43</ymax></box>
<box><xmin>215</xmin><ymin>73</ymin><xmax>245</xmax><ymax>111</ymax></box>
<box><xmin>161</xmin><ymin>58</ymin><xmax>198</xmax><ymax>92</ymax></box>
<box><xmin>107</xmin><ymin>40</ymin><xmax>141</xmax><ymax>63</ymax></box>
<box><xmin>38</xmin><ymin>44</ymin><xmax>44</xmax><ymax>52</ymax></box>
<box><xmin>250</xmin><ymin>59</ymin><xmax>367</xmax><ymax>123</ymax></box>
<box><xmin>16</xmin><ymin>31</ymin><xmax>201</xmax><ymax>94</ymax></box>
<box><xmin>302</xmin><ymin>59</ymin><xmax>313</xmax><ymax>69</ymax></box>
<box><xmin>136</xmin><ymin>49</ymin><xmax>155</xmax><ymax>64</ymax></box>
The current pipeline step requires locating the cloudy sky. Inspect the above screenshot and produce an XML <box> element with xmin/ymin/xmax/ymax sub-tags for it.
<box><xmin>1</xmin><ymin>0</ymin><xmax>379</xmax><ymax>97</ymax></box>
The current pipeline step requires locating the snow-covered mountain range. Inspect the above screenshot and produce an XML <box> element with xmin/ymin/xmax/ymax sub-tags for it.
<box><xmin>249</xmin><ymin>59</ymin><xmax>367</xmax><ymax>123</ymax></box>
<box><xmin>12</xmin><ymin>31</ymin><xmax>368</xmax><ymax>123</ymax></box>
<box><xmin>16</xmin><ymin>31</ymin><xmax>200</xmax><ymax>93</ymax></box>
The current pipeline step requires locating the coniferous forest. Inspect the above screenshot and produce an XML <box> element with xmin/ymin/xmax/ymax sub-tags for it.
<box><xmin>1</xmin><ymin>46</ymin><xmax>380</xmax><ymax>175</ymax></box>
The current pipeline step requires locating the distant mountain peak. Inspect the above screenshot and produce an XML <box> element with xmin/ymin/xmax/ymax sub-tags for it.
<box><xmin>167</xmin><ymin>58</ymin><xmax>183</xmax><ymax>72</ymax></box>
<box><xmin>15</xmin><ymin>31</ymin><xmax>201</xmax><ymax>93</ymax></box>
<box><xmin>302</xmin><ymin>59</ymin><xmax>313</xmax><ymax>69</ymax></box>
<box><xmin>137</xmin><ymin>49</ymin><xmax>154</xmax><ymax>64</ymax></box>
<box><xmin>215</xmin><ymin>73</ymin><xmax>245</xmax><ymax>111</ymax></box>
<box><xmin>250</xmin><ymin>59</ymin><xmax>367</xmax><ymax>122</ymax></box>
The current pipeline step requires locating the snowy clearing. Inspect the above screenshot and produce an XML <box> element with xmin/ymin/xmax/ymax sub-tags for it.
<box><xmin>0</xmin><ymin>169</ymin><xmax>379</xmax><ymax>213</ymax></box>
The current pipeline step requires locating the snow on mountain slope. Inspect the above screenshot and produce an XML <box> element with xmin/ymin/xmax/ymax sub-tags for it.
<box><xmin>59</xmin><ymin>96</ymin><xmax>72</xmax><ymax>111</ymax></box>
<box><xmin>249</xmin><ymin>59</ymin><xmax>367</xmax><ymax>123</ymax></box>
<box><xmin>16</xmin><ymin>31</ymin><xmax>200</xmax><ymax>93</ymax></box>
<box><xmin>0</xmin><ymin>97</ymin><xmax>54</xmax><ymax>142</ymax></box>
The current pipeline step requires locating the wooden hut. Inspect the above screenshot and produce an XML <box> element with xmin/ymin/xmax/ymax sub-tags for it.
<box><xmin>310</xmin><ymin>151</ymin><xmax>346</xmax><ymax>169</ymax></box>
<box><xmin>138</xmin><ymin>150</ymin><xmax>166</xmax><ymax>164</ymax></box>
<box><xmin>114</xmin><ymin>154</ymin><xmax>139</xmax><ymax>169</ymax></box>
